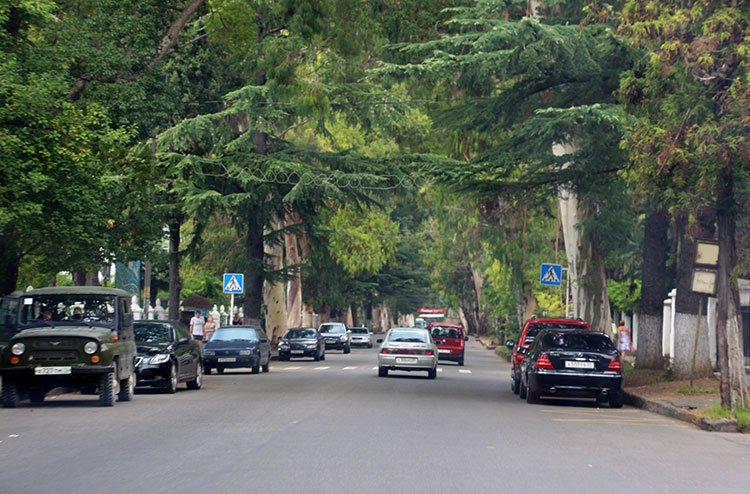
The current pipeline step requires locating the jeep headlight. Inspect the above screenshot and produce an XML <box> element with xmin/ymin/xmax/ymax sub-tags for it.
<box><xmin>83</xmin><ymin>341</ymin><xmax>98</xmax><ymax>355</ymax></box>
<box><xmin>149</xmin><ymin>354</ymin><xmax>170</xmax><ymax>364</ymax></box>
<box><xmin>11</xmin><ymin>343</ymin><xmax>25</xmax><ymax>355</ymax></box>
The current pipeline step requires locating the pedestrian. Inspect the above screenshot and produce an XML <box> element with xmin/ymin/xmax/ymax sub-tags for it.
<box><xmin>616</xmin><ymin>319</ymin><xmax>631</xmax><ymax>360</ymax></box>
<box><xmin>189</xmin><ymin>310</ymin><xmax>205</xmax><ymax>348</ymax></box>
<box><xmin>232</xmin><ymin>314</ymin><xmax>243</xmax><ymax>326</ymax></box>
<box><xmin>204</xmin><ymin>314</ymin><xmax>218</xmax><ymax>342</ymax></box>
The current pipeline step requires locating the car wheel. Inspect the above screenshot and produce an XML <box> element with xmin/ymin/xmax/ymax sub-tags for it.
<box><xmin>186</xmin><ymin>362</ymin><xmax>203</xmax><ymax>390</ymax></box>
<box><xmin>2</xmin><ymin>381</ymin><xmax>19</xmax><ymax>408</ymax></box>
<box><xmin>526</xmin><ymin>379</ymin><xmax>540</xmax><ymax>404</ymax></box>
<box><xmin>314</xmin><ymin>350</ymin><xmax>321</xmax><ymax>362</ymax></box>
<box><xmin>204</xmin><ymin>366</ymin><xmax>212</xmax><ymax>375</ymax></box>
<box><xmin>427</xmin><ymin>368</ymin><xmax>437</xmax><ymax>380</ymax></box>
<box><xmin>458</xmin><ymin>359</ymin><xmax>465</xmax><ymax>367</ymax></box>
<box><xmin>251</xmin><ymin>362</ymin><xmax>260</xmax><ymax>374</ymax></box>
<box><xmin>164</xmin><ymin>363</ymin><xmax>178</xmax><ymax>394</ymax></box>
<box><xmin>609</xmin><ymin>391</ymin><xmax>624</xmax><ymax>409</ymax></box>
<box><xmin>511</xmin><ymin>375</ymin><xmax>520</xmax><ymax>395</ymax></box>
<box><xmin>378</xmin><ymin>367</ymin><xmax>388</xmax><ymax>377</ymax></box>
<box><xmin>29</xmin><ymin>389</ymin><xmax>46</xmax><ymax>404</ymax></box>
<box><xmin>99</xmin><ymin>364</ymin><xmax>118</xmax><ymax>407</ymax></box>
<box><xmin>216</xmin><ymin>368</ymin><xmax>224</xmax><ymax>374</ymax></box>
<box><xmin>518</xmin><ymin>376</ymin><xmax>527</xmax><ymax>400</ymax></box>
<box><xmin>118</xmin><ymin>369</ymin><xmax>135</xmax><ymax>402</ymax></box>
<box><xmin>368</xmin><ymin>343</ymin><xmax>373</xmax><ymax>349</ymax></box>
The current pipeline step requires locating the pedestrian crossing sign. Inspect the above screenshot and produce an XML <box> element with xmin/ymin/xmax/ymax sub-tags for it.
<box><xmin>223</xmin><ymin>273</ymin><xmax>244</xmax><ymax>294</ymax></box>
<box><xmin>540</xmin><ymin>264</ymin><xmax>563</xmax><ymax>287</ymax></box>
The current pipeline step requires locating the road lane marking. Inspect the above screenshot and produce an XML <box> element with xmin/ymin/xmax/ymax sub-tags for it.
<box><xmin>314</xmin><ymin>366</ymin><xmax>330</xmax><ymax>370</ymax></box>
<box><xmin>437</xmin><ymin>368</ymin><xmax>443</xmax><ymax>372</ymax></box>
<box><xmin>551</xmin><ymin>418</ymin><xmax>668</xmax><ymax>426</ymax></box>
<box><xmin>282</xmin><ymin>366</ymin><xmax>302</xmax><ymax>370</ymax></box>
<box><xmin>342</xmin><ymin>366</ymin><xmax>358</xmax><ymax>370</ymax></box>
<box><xmin>458</xmin><ymin>369</ymin><xmax>471</xmax><ymax>374</ymax></box>
<box><xmin>371</xmin><ymin>366</ymin><xmax>378</xmax><ymax>370</ymax></box>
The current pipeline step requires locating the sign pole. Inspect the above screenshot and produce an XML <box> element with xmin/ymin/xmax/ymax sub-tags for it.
<box><xmin>564</xmin><ymin>267</ymin><xmax>570</xmax><ymax>318</ymax></box>
<box><xmin>230</xmin><ymin>293</ymin><xmax>235</xmax><ymax>326</ymax></box>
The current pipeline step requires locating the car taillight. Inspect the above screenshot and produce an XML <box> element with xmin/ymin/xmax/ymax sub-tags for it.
<box><xmin>606</xmin><ymin>356</ymin><xmax>622</xmax><ymax>373</ymax></box>
<box><xmin>381</xmin><ymin>348</ymin><xmax>393</xmax><ymax>354</ymax></box>
<box><xmin>425</xmin><ymin>349</ymin><xmax>434</xmax><ymax>356</ymax></box>
<box><xmin>535</xmin><ymin>354</ymin><xmax>554</xmax><ymax>370</ymax></box>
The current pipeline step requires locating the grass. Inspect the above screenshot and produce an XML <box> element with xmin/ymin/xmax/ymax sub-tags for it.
<box><xmin>705</xmin><ymin>404</ymin><xmax>750</xmax><ymax>431</ymax></box>
<box><xmin>678</xmin><ymin>384</ymin><xmax>720</xmax><ymax>395</ymax></box>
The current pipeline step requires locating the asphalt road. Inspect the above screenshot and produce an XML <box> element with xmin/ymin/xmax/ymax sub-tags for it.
<box><xmin>1</xmin><ymin>339</ymin><xmax>749</xmax><ymax>494</ymax></box>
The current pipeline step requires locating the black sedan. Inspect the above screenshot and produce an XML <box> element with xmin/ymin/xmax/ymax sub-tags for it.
<box><xmin>519</xmin><ymin>329</ymin><xmax>623</xmax><ymax>408</ymax></box>
<box><xmin>134</xmin><ymin>321</ymin><xmax>203</xmax><ymax>393</ymax></box>
<box><xmin>203</xmin><ymin>326</ymin><xmax>272</xmax><ymax>375</ymax></box>
<box><xmin>278</xmin><ymin>327</ymin><xmax>325</xmax><ymax>361</ymax></box>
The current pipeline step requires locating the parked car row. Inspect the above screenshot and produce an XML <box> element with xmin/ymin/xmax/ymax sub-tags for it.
<box><xmin>506</xmin><ymin>316</ymin><xmax>624</xmax><ymax>408</ymax></box>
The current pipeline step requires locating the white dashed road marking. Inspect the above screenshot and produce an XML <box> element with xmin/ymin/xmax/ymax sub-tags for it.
<box><xmin>314</xmin><ymin>367</ymin><xmax>330</xmax><ymax>370</ymax></box>
<box><xmin>458</xmin><ymin>369</ymin><xmax>472</xmax><ymax>374</ymax></box>
<box><xmin>283</xmin><ymin>366</ymin><xmax>302</xmax><ymax>370</ymax></box>
<box><xmin>342</xmin><ymin>366</ymin><xmax>358</xmax><ymax>370</ymax></box>
<box><xmin>437</xmin><ymin>368</ymin><xmax>443</xmax><ymax>372</ymax></box>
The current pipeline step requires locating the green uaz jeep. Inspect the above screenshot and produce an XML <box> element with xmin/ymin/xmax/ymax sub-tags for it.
<box><xmin>0</xmin><ymin>287</ymin><xmax>137</xmax><ymax>407</ymax></box>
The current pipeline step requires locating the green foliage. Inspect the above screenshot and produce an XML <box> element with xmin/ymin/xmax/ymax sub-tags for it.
<box><xmin>180</xmin><ymin>272</ymin><xmax>224</xmax><ymax>302</ymax></box>
<box><xmin>608</xmin><ymin>279</ymin><xmax>641</xmax><ymax>314</ymax></box>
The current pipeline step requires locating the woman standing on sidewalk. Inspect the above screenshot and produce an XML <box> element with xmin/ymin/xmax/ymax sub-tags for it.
<box><xmin>204</xmin><ymin>314</ymin><xmax>218</xmax><ymax>342</ymax></box>
<box><xmin>616</xmin><ymin>320</ymin><xmax>631</xmax><ymax>359</ymax></box>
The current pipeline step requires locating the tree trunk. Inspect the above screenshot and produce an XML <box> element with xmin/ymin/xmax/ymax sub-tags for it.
<box><xmin>263</xmin><ymin>218</ymin><xmax>287</xmax><ymax>343</ymax></box>
<box><xmin>167</xmin><ymin>218</ymin><xmax>182</xmax><ymax>320</ymax></box>
<box><xmin>637</xmin><ymin>207</ymin><xmax>670</xmax><ymax>369</ymax></box>
<box><xmin>0</xmin><ymin>232</ymin><xmax>21</xmax><ymax>295</ymax></box>
<box><xmin>244</xmin><ymin>218</ymin><xmax>264</xmax><ymax>322</ymax></box>
<box><xmin>715</xmin><ymin>167</ymin><xmax>749</xmax><ymax>408</ymax></box>
<box><xmin>284</xmin><ymin>211</ymin><xmax>303</xmax><ymax>328</ymax></box>
<box><xmin>671</xmin><ymin>215</ymin><xmax>713</xmax><ymax>379</ymax></box>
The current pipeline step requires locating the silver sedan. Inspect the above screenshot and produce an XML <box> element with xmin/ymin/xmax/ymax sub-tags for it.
<box><xmin>377</xmin><ymin>328</ymin><xmax>438</xmax><ymax>379</ymax></box>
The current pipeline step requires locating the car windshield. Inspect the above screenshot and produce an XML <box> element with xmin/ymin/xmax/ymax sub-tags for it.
<box><xmin>527</xmin><ymin>322</ymin><xmax>586</xmax><ymax>338</ymax></box>
<box><xmin>19</xmin><ymin>294</ymin><xmax>117</xmax><ymax>327</ymax></box>
<box><xmin>285</xmin><ymin>328</ymin><xmax>315</xmax><ymax>339</ymax></box>
<box><xmin>134</xmin><ymin>323</ymin><xmax>173</xmax><ymax>344</ymax></box>
<box><xmin>430</xmin><ymin>326</ymin><xmax>461</xmax><ymax>339</ymax></box>
<box><xmin>320</xmin><ymin>324</ymin><xmax>344</xmax><ymax>334</ymax></box>
<box><xmin>540</xmin><ymin>332</ymin><xmax>615</xmax><ymax>352</ymax></box>
<box><xmin>210</xmin><ymin>328</ymin><xmax>258</xmax><ymax>342</ymax></box>
<box><xmin>388</xmin><ymin>330</ymin><xmax>428</xmax><ymax>343</ymax></box>
<box><xmin>349</xmin><ymin>328</ymin><xmax>369</xmax><ymax>334</ymax></box>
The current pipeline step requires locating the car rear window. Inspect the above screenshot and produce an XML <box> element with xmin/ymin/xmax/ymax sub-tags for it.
<box><xmin>388</xmin><ymin>330</ymin><xmax>428</xmax><ymax>343</ymax></box>
<box><xmin>526</xmin><ymin>322</ymin><xmax>587</xmax><ymax>338</ymax></box>
<box><xmin>430</xmin><ymin>326</ymin><xmax>462</xmax><ymax>339</ymax></box>
<box><xmin>540</xmin><ymin>332</ymin><xmax>615</xmax><ymax>352</ymax></box>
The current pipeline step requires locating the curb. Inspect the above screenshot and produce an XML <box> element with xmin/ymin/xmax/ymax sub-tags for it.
<box><xmin>624</xmin><ymin>390</ymin><xmax>740</xmax><ymax>433</ymax></box>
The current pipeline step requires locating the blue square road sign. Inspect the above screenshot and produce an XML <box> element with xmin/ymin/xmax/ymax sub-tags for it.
<box><xmin>540</xmin><ymin>264</ymin><xmax>563</xmax><ymax>287</ymax></box>
<box><xmin>223</xmin><ymin>273</ymin><xmax>244</xmax><ymax>294</ymax></box>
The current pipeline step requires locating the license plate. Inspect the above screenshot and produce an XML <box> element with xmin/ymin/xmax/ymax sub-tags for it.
<box><xmin>438</xmin><ymin>349</ymin><xmax>450</xmax><ymax>354</ymax></box>
<box><xmin>291</xmin><ymin>350</ymin><xmax>304</xmax><ymax>354</ymax></box>
<box><xmin>34</xmin><ymin>366</ymin><xmax>71</xmax><ymax>375</ymax></box>
<box><xmin>217</xmin><ymin>357</ymin><xmax>236</xmax><ymax>363</ymax></box>
<box><xmin>396</xmin><ymin>357</ymin><xmax>417</xmax><ymax>364</ymax></box>
<box><xmin>565</xmin><ymin>361</ymin><xmax>594</xmax><ymax>369</ymax></box>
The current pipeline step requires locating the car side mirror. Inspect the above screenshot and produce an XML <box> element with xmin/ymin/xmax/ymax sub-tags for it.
<box><xmin>505</xmin><ymin>339</ymin><xmax>515</xmax><ymax>349</ymax></box>
<box><xmin>464</xmin><ymin>335</ymin><xmax>469</xmax><ymax>341</ymax></box>
<box><xmin>347</xmin><ymin>330</ymin><xmax>351</xmax><ymax>334</ymax></box>
<box><xmin>176</xmin><ymin>337</ymin><xmax>189</xmax><ymax>346</ymax></box>
<box><xmin>376</xmin><ymin>338</ymin><xmax>383</xmax><ymax>343</ymax></box>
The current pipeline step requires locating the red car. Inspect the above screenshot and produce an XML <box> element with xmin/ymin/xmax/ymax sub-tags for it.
<box><xmin>427</xmin><ymin>323</ymin><xmax>467</xmax><ymax>366</ymax></box>
<box><xmin>506</xmin><ymin>317</ymin><xmax>590</xmax><ymax>394</ymax></box>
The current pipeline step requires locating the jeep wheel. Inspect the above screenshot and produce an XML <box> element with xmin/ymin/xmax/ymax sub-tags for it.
<box><xmin>29</xmin><ymin>389</ymin><xmax>46</xmax><ymax>404</ymax></box>
<box><xmin>186</xmin><ymin>362</ymin><xmax>203</xmax><ymax>390</ymax></box>
<box><xmin>118</xmin><ymin>369</ymin><xmax>135</xmax><ymax>402</ymax></box>
<box><xmin>2</xmin><ymin>381</ymin><xmax>19</xmax><ymax>408</ymax></box>
<box><xmin>164</xmin><ymin>363</ymin><xmax>178</xmax><ymax>394</ymax></box>
<box><xmin>99</xmin><ymin>365</ymin><xmax>117</xmax><ymax>407</ymax></box>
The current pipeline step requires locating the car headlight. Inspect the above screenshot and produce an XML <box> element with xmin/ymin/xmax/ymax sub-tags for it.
<box><xmin>279</xmin><ymin>343</ymin><xmax>289</xmax><ymax>349</ymax></box>
<box><xmin>11</xmin><ymin>343</ymin><xmax>25</xmax><ymax>355</ymax></box>
<box><xmin>83</xmin><ymin>341</ymin><xmax>98</xmax><ymax>355</ymax></box>
<box><xmin>305</xmin><ymin>343</ymin><xmax>316</xmax><ymax>349</ymax></box>
<box><xmin>203</xmin><ymin>350</ymin><xmax>215</xmax><ymax>356</ymax></box>
<box><xmin>339</xmin><ymin>335</ymin><xmax>347</xmax><ymax>341</ymax></box>
<box><xmin>239</xmin><ymin>350</ymin><xmax>252</xmax><ymax>356</ymax></box>
<box><xmin>149</xmin><ymin>354</ymin><xmax>170</xmax><ymax>364</ymax></box>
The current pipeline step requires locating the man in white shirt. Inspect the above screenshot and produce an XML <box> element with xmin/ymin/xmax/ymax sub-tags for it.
<box><xmin>189</xmin><ymin>310</ymin><xmax>205</xmax><ymax>348</ymax></box>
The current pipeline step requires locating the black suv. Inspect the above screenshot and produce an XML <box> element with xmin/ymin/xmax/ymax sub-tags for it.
<box><xmin>0</xmin><ymin>287</ymin><xmax>138</xmax><ymax>407</ymax></box>
<box><xmin>319</xmin><ymin>322</ymin><xmax>350</xmax><ymax>353</ymax></box>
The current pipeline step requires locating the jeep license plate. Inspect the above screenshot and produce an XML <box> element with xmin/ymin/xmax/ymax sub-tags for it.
<box><xmin>34</xmin><ymin>366</ymin><xmax>71</xmax><ymax>375</ymax></box>
<box><xmin>217</xmin><ymin>357</ymin><xmax>236</xmax><ymax>363</ymax></box>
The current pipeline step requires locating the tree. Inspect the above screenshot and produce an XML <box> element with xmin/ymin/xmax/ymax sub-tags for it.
<box><xmin>618</xmin><ymin>0</ymin><xmax>749</xmax><ymax>407</ymax></box>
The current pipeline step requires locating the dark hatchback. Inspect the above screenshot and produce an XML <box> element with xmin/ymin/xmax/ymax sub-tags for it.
<box><xmin>203</xmin><ymin>326</ymin><xmax>272</xmax><ymax>375</ymax></box>
<box><xmin>134</xmin><ymin>321</ymin><xmax>203</xmax><ymax>393</ymax></box>
<box><xmin>519</xmin><ymin>329</ymin><xmax>623</xmax><ymax>408</ymax></box>
<box><xmin>319</xmin><ymin>323</ymin><xmax>350</xmax><ymax>353</ymax></box>
<box><xmin>278</xmin><ymin>327</ymin><xmax>325</xmax><ymax>361</ymax></box>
